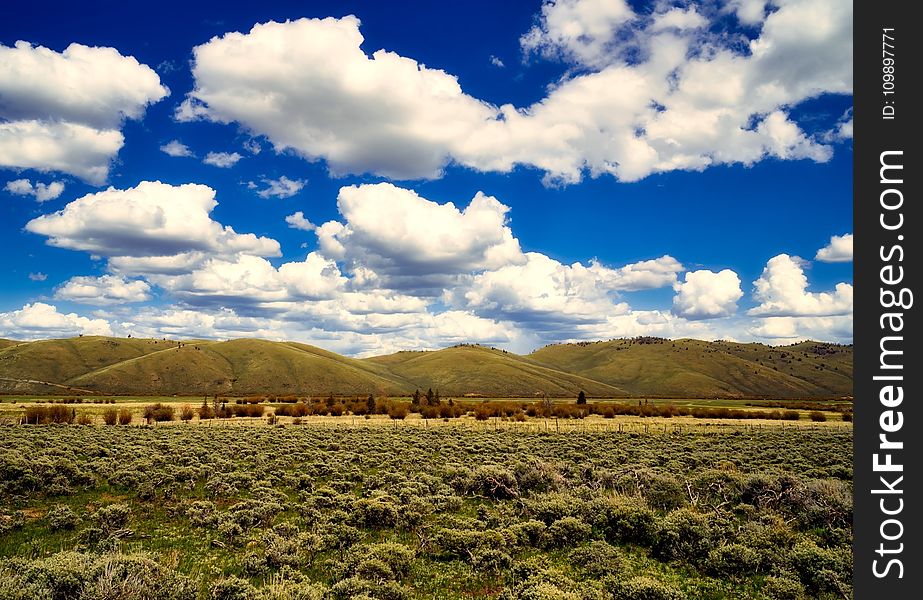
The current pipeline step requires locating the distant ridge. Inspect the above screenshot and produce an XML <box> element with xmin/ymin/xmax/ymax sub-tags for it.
<box><xmin>0</xmin><ymin>336</ymin><xmax>852</xmax><ymax>398</ymax></box>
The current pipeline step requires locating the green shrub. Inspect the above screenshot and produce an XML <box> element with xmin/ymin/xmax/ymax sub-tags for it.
<box><xmin>211</xmin><ymin>575</ymin><xmax>258</xmax><ymax>600</ymax></box>
<box><xmin>609</xmin><ymin>576</ymin><xmax>684</xmax><ymax>600</ymax></box>
<box><xmin>653</xmin><ymin>508</ymin><xmax>714</xmax><ymax>563</ymax></box>
<box><xmin>47</xmin><ymin>505</ymin><xmax>80</xmax><ymax>531</ymax></box>
<box><xmin>705</xmin><ymin>543</ymin><xmax>760</xmax><ymax>577</ymax></box>
<box><xmin>568</xmin><ymin>541</ymin><xmax>622</xmax><ymax>577</ymax></box>
<box><xmin>644</xmin><ymin>474</ymin><xmax>687</xmax><ymax>511</ymax></box>
<box><xmin>761</xmin><ymin>576</ymin><xmax>806</xmax><ymax>600</ymax></box>
<box><xmin>545</xmin><ymin>517</ymin><xmax>592</xmax><ymax>548</ymax></box>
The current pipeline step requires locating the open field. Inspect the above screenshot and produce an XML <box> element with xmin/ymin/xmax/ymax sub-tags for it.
<box><xmin>0</xmin><ymin>423</ymin><xmax>852</xmax><ymax>599</ymax></box>
<box><xmin>0</xmin><ymin>395</ymin><xmax>853</xmax><ymax>428</ymax></box>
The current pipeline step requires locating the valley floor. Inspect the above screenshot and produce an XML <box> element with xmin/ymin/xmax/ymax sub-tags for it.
<box><xmin>0</xmin><ymin>422</ymin><xmax>852</xmax><ymax>599</ymax></box>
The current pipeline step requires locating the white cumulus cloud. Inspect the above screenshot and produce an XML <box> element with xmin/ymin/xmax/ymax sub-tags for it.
<box><xmin>54</xmin><ymin>274</ymin><xmax>152</xmax><ymax>305</ymax></box>
<box><xmin>4</xmin><ymin>178</ymin><xmax>64</xmax><ymax>201</ymax></box>
<box><xmin>160</xmin><ymin>140</ymin><xmax>193</xmax><ymax>157</ymax></box>
<box><xmin>203</xmin><ymin>151</ymin><xmax>242</xmax><ymax>167</ymax></box>
<box><xmin>25</xmin><ymin>181</ymin><xmax>280</xmax><ymax>272</ymax></box>
<box><xmin>251</xmin><ymin>175</ymin><xmax>305</xmax><ymax>199</ymax></box>
<box><xmin>285</xmin><ymin>211</ymin><xmax>315</xmax><ymax>231</ymax></box>
<box><xmin>749</xmin><ymin>254</ymin><xmax>852</xmax><ymax>317</ymax></box>
<box><xmin>175</xmin><ymin>4</ymin><xmax>849</xmax><ymax>185</ymax></box>
<box><xmin>0</xmin><ymin>41</ymin><xmax>167</xmax><ymax>183</ymax></box>
<box><xmin>0</xmin><ymin>302</ymin><xmax>113</xmax><ymax>338</ymax></box>
<box><xmin>672</xmin><ymin>269</ymin><xmax>743</xmax><ymax>319</ymax></box>
<box><xmin>815</xmin><ymin>233</ymin><xmax>853</xmax><ymax>263</ymax></box>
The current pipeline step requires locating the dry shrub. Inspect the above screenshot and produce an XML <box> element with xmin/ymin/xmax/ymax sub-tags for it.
<box><xmin>103</xmin><ymin>408</ymin><xmax>118</xmax><ymax>426</ymax></box>
<box><xmin>118</xmin><ymin>409</ymin><xmax>133</xmax><ymax>425</ymax></box>
<box><xmin>143</xmin><ymin>403</ymin><xmax>175</xmax><ymax>423</ymax></box>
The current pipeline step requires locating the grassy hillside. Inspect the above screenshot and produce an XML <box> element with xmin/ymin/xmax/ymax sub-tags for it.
<box><xmin>528</xmin><ymin>338</ymin><xmax>852</xmax><ymax>398</ymax></box>
<box><xmin>0</xmin><ymin>336</ymin><xmax>177</xmax><ymax>393</ymax></box>
<box><xmin>364</xmin><ymin>344</ymin><xmax>626</xmax><ymax>397</ymax></box>
<box><xmin>67</xmin><ymin>339</ymin><xmax>411</xmax><ymax>396</ymax></box>
<box><xmin>0</xmin><ymin>336</ymin><xmax>852</xmax><ymax>398</ymax></box>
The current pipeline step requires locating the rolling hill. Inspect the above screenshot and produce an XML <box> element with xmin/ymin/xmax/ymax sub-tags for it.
<box><xmin>363</xmin><ymin>345</ymin><xmax>626</xmax><ymax>397</ymax></box>
<box><xmin>528</xmin><ymin>338</ymin><xmax>852</xmax><ymax>398</ymax></box>
<box><xmin>0</xmin><ymin>335</ymin><xmax>852</xmax><ymax>398</ymax></box>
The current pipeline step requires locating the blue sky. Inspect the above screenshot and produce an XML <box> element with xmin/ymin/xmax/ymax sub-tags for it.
<box><xmin>0</xmin><ymin>0</ymin><xmax>853</xmax><ymax>355</ymax></box>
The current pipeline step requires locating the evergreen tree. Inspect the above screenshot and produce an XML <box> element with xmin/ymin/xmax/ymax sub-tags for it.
<box><xmin>577</xmin><ymin>391</ymin><xmax>587</xmax><ymax>405</ymax></box>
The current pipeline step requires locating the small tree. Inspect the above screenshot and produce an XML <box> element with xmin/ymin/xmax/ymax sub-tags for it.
<box><xmin>577</xmin><ymin>391</ymin><xmax>587</xmax><ymax>405</ymax></box>
<box><xmin>367</xmin><ymin>394</ymin><xmax>376</xmax><ymax>414</ymax></box>
<box><xmin>411</xmin><ymin>389</ymin><xmax>421</xmax><ymax>406</ymax></box>
<box><xmin>425</xmin><ymin>388</ymin><xmax>435</xmax><ymax>406</ymax></box>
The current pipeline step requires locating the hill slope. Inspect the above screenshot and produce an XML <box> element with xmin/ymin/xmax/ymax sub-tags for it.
<box><xmin>528</xmin><ymin>338</ymin><xmax>852</xmax><ymax>398</ymax></box>
<box><xmin>364</xmin><ymin>345</ymin><xmax>627</xmax><ymax>397</ymax></box>
<box><xmin>67</xmin><ymin>339</ymin><xmax>413</xmax><ymax>395</ymax></box>
<box><xmin>0</xmin><ymin>336</ymin><xmax>852</xmax><ymax>398</ymax></box>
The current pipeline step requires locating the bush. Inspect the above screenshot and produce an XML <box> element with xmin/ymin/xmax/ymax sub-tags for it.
<box><xmin>102</xmin><ymin>408</ymin><xmax>118</xmax><ymax>426</ymax></box>
<box><xmin>143</xmin><ymin>403</ymin><xmax>174</xmax><ymax>423</ymax></box>
<box><xmin>470</xmin><ymin>465</ymin><xmax>519</xmax><ymax>500</ymax></box>
<box><xmin>76</xmin><ymin>413</ymin><xmax>93</xmax><ymax>425</ymax></box>
<box><xmin>47</xmin><ymin>505</ymin><xmax>80</xmax><ymax>531</ymax></box>
<box><xmin>705</xmin><ymin>543</ymin><xmax>760</xmax><ymax>577</ymax></box>
<box><xmin>23</xmin><ymin>405</ymin><xmax>75</xmax><ymax>424</ymax></box>
<box><xmin>211</xmin><ymin>575</ymin><xmax>257</xmax><ymax>600</ymax></box>
<box><xmin>180</xmin><ymin>404</ymin><xmax>195</xmax><ymax>421</ymax></box>
<box><xmin>545</xmin><ymin>517</ymin><xmax>592</xmax><ymax>548</ymax></box>
<box><xmin>601</xmin><ymin>497</ymin><xmax>658</xmax><ymax>547</ymax></box>
<box><xmin>118</xmin><ymin>409</ymin><xmax>133</xmax><ymax>425</ymax></box>
<box><xmin>762</xmin><ymin>576</ymin><xmax>806</xmax><ymax>600</ymax></box>
<box><xmin>0</xmin><ymin>551</ymin><xmax>196</xmax><ymax>600</ymax></box>
<box><xmin>387</xmin><ymin>403</ymin><xmax>409</xmax><ymax>420</ymax></box>
<box><xmin>95</xmin><ymin>503</ymin><xmax>131</xmax><ymax>531</ymax></box>
<box><xmin>653</xmin><ymin>508</ymin><xmax>714</xmax><ymax>563</ymax></box>
<box><xmin>609</xmin><ymin>576</ymin><xmax>684</xmax><ymax>600</ymax></box>
<box><xmin>569</xmin><ymin>541</ymin><xmax>622</xmax><ymax>577</ymax></box>
<box><xmin>644</xmin><ymin>474</ymin><xmax>687</xmax><ymax>511</ymax></box>
<box><xmin>808</xmin><ymin>411</ymin><xmax>827</xmax><ymax>422</ymax></box>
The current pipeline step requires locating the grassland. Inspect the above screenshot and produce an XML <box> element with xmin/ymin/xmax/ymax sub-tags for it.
<box><xmin>0</xmin><ymin>336</ymin><xmax>853</xmax><ymax>399</ymax></box>
<box><xmin>0</xmin><ymin>423</ymin><xmax>852</xmax><ymax>600</ymax></box>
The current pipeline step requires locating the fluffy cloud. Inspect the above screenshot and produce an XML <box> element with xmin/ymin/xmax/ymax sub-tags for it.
<box><xmin>748</xmin><ymin>315</ymin><xmax>852</xmax><ymax>344</ymax></box>
<box><xmin>180</xmin><ymin>17</ymin><xmax>496</xmax><ymax>180</ymax></box>
<box><xmin>151</xmin><ymin>252</ymin><xmax>346</xmax><ymax>305</ymax></box>
<box><xmin>285</xmin><ymin>211</ymin><xmax>316</xmax><ymax>231</ymax></box>
<box><xmin>749</xmin><ymin>254</ymin><xmax>852</xmax><ymax>317</ymax></box>
<box><xmin>160</xmin><ymin>140</ymin><xmax>193</xmax><ymax>157</ymax></box>
<box><xmin>251</xmin><ymin>176</ymin><xmax>305</xmax><ymax>199</ymax></box>
<box><xmin>672</xmin><ymin>269</ymin><xmax>743</xmax><ymax>319</ymax></box>
<box><xmin>447</xmin><ymin>253</ymin><xmax>681</xmax><ymax>334</ymax></box>
<box><xmin>54</xmin><ymin>274</ymin><xmax>152</xmax><ymax>305</ymax></box>
<box><xmin>0</xmin><ymin>41</ymin><xmax>167</xmax><ymax>183</ymax></box>
<box><xmin>25</xmin><ymin>181</ymin><xmax>280</xmax><ymax>267</ymax></box>
<box><xmin>4</xmin><ymin>178</ymin><xmax>64</xmax><ymax>201</ymax></box>
<box><xmin>449</xmin><ymin>252</ymin><xmax>630</xmax><ymax>329</ymax></box>
<box><xmin>815</xmin><ymin>233</ymin><xmax>853</xmax><ymax>262</ymax></box>
<box><xmin>317</xmin><ymin>183</ymin><xmax>523</xmax><ymax>290</ymax></box>
<box><xmin>0</xmin><ymin>302</ymin><xmax>112</xmax><ymax>338</ymax></box>
<box><xmin>179</xmin><ymin>4</ymin><xmax>849</xmax><ymax>184</ymax></box>
<box><xmin>520</xmin><ymin>0</ymin><xmax>636</xmax><ymax>67</ymax></box>
<box><xmin>203</xmin><ymin>151</ymin><xmax>242</xmax><ymax>167</ymax></box>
